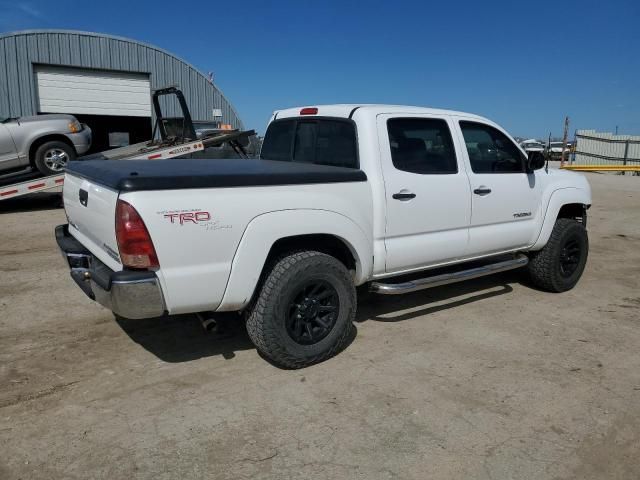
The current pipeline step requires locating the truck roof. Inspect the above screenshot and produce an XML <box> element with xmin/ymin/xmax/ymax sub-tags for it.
<box><xmin>273</xmin><ymin>104</ymin><xmax>490</xmax><ymax>122</ymax></box>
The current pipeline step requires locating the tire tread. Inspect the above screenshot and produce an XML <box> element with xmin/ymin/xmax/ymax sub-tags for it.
<box><xmin>245</xmin><ymin>251</ymin><xmax>356</xmax><ymax>369</ymax></box>
<box><xmin>528</xmin><ymin>218</ymin><xmax>588</xmax><ymax>292</ymax></box>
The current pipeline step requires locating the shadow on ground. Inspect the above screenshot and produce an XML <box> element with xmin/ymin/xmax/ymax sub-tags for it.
<box><xmin>115</xmin><ymin>313</ymin><xmax>254</xmax><ymax>363</ymax></box>
<box><xmin>0</xmin><ymin>192</ymin><xmax>62</xmax><ymax>213</ymax></box>
<box><xmin>356</xmin><ymin>270</ymin><xmax>523</xmax><ymax>323</ymax></box>
<box><xmin>115</xmin><ymin>270</ymin><xmax>526</xmax><ymax>364</ymax></box>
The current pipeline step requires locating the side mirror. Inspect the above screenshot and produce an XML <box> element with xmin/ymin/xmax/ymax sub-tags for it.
<box><xmin>527</xmin><ymin>151</ymin><xmax>545</xmax><ymax>171</ymax></box>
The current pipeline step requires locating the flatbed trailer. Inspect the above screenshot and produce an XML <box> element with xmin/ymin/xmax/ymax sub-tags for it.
<box><xmin>1</xmin><ymin>86</ymin><xmax>255</xmax><ymax>201</ymax></box>
<box><xmin>0</xmin><ymin>129</ymin><xmax>255</xmax><ymax>201</ymax></box>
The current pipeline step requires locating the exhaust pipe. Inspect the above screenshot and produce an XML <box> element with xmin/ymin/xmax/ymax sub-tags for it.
<box><xmin>197</xmin><ymin>312</ymin><xmax>218</xmax><ymax>333</ymax></box>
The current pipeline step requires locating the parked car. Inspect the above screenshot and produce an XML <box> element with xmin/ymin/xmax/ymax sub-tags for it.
<box><xmin>548</xmin><ymin>141</ymin><xmax>567</xmax><ymax>160</ymax></box>
<box><xmin>519</xmin><ymin>139</ymin><xmax>546</xmax><ymax>165</ymax></box>
<box><xmin>56</xmin><ymin>105</ymin><xmax>591</xmax><ymax>368</ymax></box>
<box><xmin>519</xmin><ymin>139</ymin><xmax>545</xmax><ymax>154</ymax></box>
<box><xmin>0</xmin><ymin>114</ymin><xmax>91</xmax><ymax>177</ymax></box>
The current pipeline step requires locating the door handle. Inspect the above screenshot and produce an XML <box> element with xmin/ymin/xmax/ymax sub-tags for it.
<box><xmin>473</xmin><ymin>187</ymin><xmax>492</xmax><ymax>196</ymax></box>
<box><xmin>79</xmin><ymin>188</ymin><xmax>88</xmax><ymax>206</ymax></box>
<box><xmin>392</xmin><ymin>192</ymin><xmax>416</xmax><ymax>200</ymax></box>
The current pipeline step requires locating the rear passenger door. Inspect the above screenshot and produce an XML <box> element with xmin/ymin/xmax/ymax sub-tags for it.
<box><xmin>455</xmin><ymin>120</ymin><xmax>542</xmax><ymax>255</ymax></box>
<box><xmin>378</xmin><ymin>114</ymin><xmax>472</xmax><ymax>273</ymax></box>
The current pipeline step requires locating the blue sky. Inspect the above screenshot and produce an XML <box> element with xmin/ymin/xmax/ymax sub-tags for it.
<box><xmin>1</xmin><ymin>0</ymin><xmax>638</xmax><ymax>137</ymax></box>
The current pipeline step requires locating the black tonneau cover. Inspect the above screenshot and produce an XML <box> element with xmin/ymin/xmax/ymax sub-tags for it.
<box><xmin>66</xmin><ymin>159</ymin><xmax>367</xmax><ymax>192</ymax></box>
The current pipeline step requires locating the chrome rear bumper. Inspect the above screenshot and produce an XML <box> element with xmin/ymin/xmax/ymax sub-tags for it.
<box><xmin>55</xmin><ymin>224</ymin><xmax>166</xmax><ymax>319</ymax></box>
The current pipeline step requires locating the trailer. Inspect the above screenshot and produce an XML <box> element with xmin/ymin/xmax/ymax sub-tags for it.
<box><xmin>1</xmin><ymin>86</ymin><xmax>255</xmax><ymax>201</ymax></box>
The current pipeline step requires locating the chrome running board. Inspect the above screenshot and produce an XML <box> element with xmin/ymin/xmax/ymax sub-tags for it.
<box><xmin>370</xmin><ymin>254</ymin><xmax>529</xmax><ymax>295</ymax></box>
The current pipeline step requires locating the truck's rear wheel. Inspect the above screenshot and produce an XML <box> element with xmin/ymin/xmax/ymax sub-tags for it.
<box><xmin>34</xmin><ymin>141</ymin><xmax>75</xmax><ymax>176</ymax></box>
<box><xmin>246</xmin><ymin>251</ymin><xmax>356</xmax><ymax>369</ymax></box>
<box><xmin>527</xmin><ymin>218</ymin><xmax>588</xmax><ymax>292</ymax></box>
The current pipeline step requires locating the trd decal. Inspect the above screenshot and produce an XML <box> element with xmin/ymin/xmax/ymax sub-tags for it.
<box><xmin>157</xmin><ymin>209</ymin><xmax>232</xmax><ymax>231</ymax></box>
<box><xmin>164</xmin><ymin>211</ymin><xmax>211</xmax><ymax>225</ymax></box>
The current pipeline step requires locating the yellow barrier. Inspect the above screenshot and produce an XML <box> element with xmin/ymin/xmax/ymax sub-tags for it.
<box><xmin>561</xmin><ymin>165</ymin><xmax>640</xmax><ymax>172</ymax></box>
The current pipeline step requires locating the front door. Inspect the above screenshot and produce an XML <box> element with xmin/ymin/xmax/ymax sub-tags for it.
<box><xmin>455</xmin><ymin>120</ymin><xmax>542</xmax><ymax>255</ymax></box>
<box><xmin>378</xmin><ymin>114</ymin><xmax>472</xmax><ymax>273</ymax></box>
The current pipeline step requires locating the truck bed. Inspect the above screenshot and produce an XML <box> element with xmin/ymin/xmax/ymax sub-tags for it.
<box><xmin>65</xmin><ymin>158</ymin><xmax>367</xmax><ymax>191</ymax></box>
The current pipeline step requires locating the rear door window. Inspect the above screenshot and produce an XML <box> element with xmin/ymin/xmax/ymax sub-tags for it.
<box><xmin>387</xmin><ymin>118</ymin><xmax>458</xmax><ymax>174</ymax></box>
<box><xmin>261</xmin><ymin>118</ymin><xmax>358</xmax><ymax>168</ymax></box>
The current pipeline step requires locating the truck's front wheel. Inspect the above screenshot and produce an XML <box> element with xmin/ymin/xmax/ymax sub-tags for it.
<box><xmin>246</xmin><ymin>251</ymin><xmax>356</xmax><ymax>369</ymax></box>
<box><xmin>527</xmin><ymin>218</ymin><xmax>588</xmax><ymax>292</ymax></box>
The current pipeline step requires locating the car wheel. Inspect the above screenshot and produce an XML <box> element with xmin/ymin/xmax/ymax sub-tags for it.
<box><xmin>527</xmin><ymin>218</ymin><xmax>588</xmax><ymax>292</ymax></box>
<box><xmin>34</xmin><ymin>141</ymin><xmax>76</xmax><ymax>176</ymax></box>
<box><xmin>246</xmin><ymin>251</ymin><xmax>356</xmax><ymax>369</ymax></box>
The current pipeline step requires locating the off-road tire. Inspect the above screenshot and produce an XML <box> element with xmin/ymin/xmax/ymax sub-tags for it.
<box><xmin>246</xmin><ymin>251</ymin><xmax>356</xmax><ymax>369</ymax></box>
<box><xmin>33</xmin><ymin>141</ymin><xmax>76</xmax><ymax>176</ymax></box>
<box><xmin>527</xmin><ymin>218</ymin><xmax>588</xmax><ymax>292</ymax></box>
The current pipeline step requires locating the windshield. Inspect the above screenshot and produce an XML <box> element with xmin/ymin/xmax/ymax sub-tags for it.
<box><xmin>522</xmin><ymin>142</ymin><xmax>544</xmax><ymax>149</ymax></box>
<box><xmin>550</xmin><ymin>142</ymin><xmax>564</xmax><ymax>148</ymax></box>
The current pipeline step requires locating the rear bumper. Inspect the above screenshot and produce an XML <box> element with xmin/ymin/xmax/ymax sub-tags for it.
<box><xmin>55</xmin><ymin>224</ymin><xmax>166</xmax><ymax>319</ymax></box>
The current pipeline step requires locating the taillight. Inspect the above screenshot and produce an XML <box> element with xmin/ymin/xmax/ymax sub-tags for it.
<box><xmin>300</xmin><ymin>107</ymin><xmax>318</xmax><ymax>115</ymax></box>
<box><xmin>115</xmin><ymin>199</ymin><xmax>159</xmax><ymax>269</ymax></box>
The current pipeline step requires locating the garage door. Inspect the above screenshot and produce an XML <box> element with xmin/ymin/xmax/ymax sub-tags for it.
<box><xmin>35</xmin><ymin>66</ymin><xmax>151</xmax><ymax>117</ymax></box>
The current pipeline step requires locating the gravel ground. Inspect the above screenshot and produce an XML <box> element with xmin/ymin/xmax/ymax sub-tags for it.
<box><xmin>1</xmin><ymin>172</ymin><xmax>639</xmax><ymax>480</ymax></box>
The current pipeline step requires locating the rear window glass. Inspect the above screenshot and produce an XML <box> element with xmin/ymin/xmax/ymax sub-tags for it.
<box><xmin>260</xmin><ymin>120</ymin><xmax>295</xmax><ymax>161</ymax></box>
<box><xmin>261</xmin><ymin>118</ymin><xmax>358</xmax><ymax>168</ymax></box>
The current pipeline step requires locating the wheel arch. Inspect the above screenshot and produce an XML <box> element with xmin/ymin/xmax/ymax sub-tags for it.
<box><xmin>531</xmin><ymin>187</ymin><xmax>591</xmax><ymax>250</ymax></box>
<box><xmin>216</xmin><ymin>209</ymin><xmax>373</xmax><ymax>312</ymax></box>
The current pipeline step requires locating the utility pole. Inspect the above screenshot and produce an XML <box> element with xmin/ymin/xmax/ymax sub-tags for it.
<box><xmin>561</xmin><ymin>116</ymin><xmax>569</xmax><ymax>167</ymax></box>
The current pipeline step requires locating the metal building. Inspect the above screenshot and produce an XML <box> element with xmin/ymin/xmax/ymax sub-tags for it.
<box><xmin>0</xmin><ymin>29</ymin><xmax>243</xmax><ymax>152</ymax></box>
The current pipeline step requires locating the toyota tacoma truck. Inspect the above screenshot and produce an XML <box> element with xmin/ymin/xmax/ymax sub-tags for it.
<box><xmin>56</xmin><ymin>105</ymin><xmax>591</xmax><ymax>368</ymax></box>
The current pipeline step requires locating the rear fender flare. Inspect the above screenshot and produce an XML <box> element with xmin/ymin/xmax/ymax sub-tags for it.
<box><xmin>216</xmin><ymin>209</ymin><xmax>372</xmax><ymax>311</ymax></box>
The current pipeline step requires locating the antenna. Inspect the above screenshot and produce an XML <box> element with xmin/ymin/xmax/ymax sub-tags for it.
<box><xmin>546</xmin><ymin>133</ymin><xmax>551</xmax><ymax>172</ymax></box>
<box><xmin>561</xmin><ymin>116</ymin><xmax>569</xmax><ymax>167</ymax></box>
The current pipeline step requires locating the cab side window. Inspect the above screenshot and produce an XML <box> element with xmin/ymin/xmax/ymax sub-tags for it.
<box><xmin>387</xmin><ymin>118</ymin><xmax>458</xmax><ymax>174</ymax></box>
<box><xmin>459</xmin><ymin>121</ymin><xmax>526</xmax><ymax>173</ymax></box>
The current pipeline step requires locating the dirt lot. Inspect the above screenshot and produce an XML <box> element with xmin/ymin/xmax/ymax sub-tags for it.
<box><xmin>1</xmin><ymin>173</ymin><xmax>639</xmax><ymax>480</ymax></box>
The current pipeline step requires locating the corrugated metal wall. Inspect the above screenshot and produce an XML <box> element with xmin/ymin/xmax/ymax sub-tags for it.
<box><xmin>574</xmin><ymin>130</ymin><xmax>640</xmax><ymax>166</ymax></box>
<box><xmin>0</xmin><ymin>30</ymin><xmax>243</xmax><ymax>129</ymax></box>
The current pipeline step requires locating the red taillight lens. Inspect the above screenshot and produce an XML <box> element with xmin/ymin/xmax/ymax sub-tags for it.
<box><xmin>300</xmin><ymin>107</ymin><xmax>318</xmax><ymax>115</ymax></box>
<box><xmin>115</xmin><ymin>199</ymin><xmax>159</xmax><ymax>269</ymax></box>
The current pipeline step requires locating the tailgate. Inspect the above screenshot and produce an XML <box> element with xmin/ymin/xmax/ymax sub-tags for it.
<box><xmin>63</xmin><ymin>172</ymin><xmax>122</xmax><ymax>270</ymax></box>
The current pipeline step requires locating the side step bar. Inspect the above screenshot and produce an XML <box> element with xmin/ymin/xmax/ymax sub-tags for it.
<box><xmin>370</xmin><ymin>254</ymin><xmax>529</xmax><ymax>295</ymax></box>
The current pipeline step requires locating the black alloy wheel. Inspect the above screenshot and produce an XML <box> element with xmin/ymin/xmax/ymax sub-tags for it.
<box><xmin>286</xmin><ymin>280</ymin><xmax>339</xmax><ymax>345</ymax></box>
<box><xmin>559</xmin><ymin>237</ymin><xmax>581</xmax><ymax>278</ymax></box>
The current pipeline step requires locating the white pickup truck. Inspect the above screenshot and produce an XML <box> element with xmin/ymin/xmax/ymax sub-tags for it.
<box><xmin>56</xmin><ymin>105</ymin><xmax>591</xmax><ymax>368</ymax></box>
